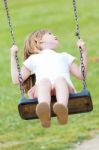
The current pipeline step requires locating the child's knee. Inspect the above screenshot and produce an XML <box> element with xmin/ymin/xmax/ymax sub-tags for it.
<box><xmin>38</xmin><ymin>78</ymin><xmax>52</xmax><ymax>88</ymax></box>
<box><xmin>54</xmin><ymin>76</ymin><xmax>67</xmax><ymax>84</ymax></box>
<box><xmin>28</xmin><ymin>89</ymin><xmax>32</xmax><ymax>95</ymax></box>
<box><xmin>28</xmin><ymin>90</ymin><xmax>34</xmax><ymax>99</ymax></box>
<box><xmin>28</xmin><ymin>87</ymin><xmax>36</xmax><ymax>98</ymax></box>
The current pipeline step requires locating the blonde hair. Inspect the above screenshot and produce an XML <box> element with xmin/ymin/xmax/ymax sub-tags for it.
<box><xmin>23</xmin><ymin>29</ymin><xmax>48</xmax><ymax>93</ymax></box>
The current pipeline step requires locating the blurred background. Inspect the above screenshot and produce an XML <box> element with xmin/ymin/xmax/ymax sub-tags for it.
<box><xmin>0</xmin><ymin>0</ymin><xmax>99</xmax><ymax>149</ymax></box>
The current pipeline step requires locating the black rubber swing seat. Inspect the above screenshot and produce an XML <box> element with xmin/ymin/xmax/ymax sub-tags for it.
<box><xmin>18</xmin><ymin>89</ymin><xmax>93</xmax><ymax>120</ymax></box>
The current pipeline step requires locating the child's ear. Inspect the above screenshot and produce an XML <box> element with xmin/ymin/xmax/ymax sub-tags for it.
<box><xmin>34</xmin><ymin>39</ymin><xmax>42</xmax><ymax>46</ymax></box>
<box><xmin>34</xmin><ymin>38</ymin><xmax>38</xmax><ymax>44</ymax></box>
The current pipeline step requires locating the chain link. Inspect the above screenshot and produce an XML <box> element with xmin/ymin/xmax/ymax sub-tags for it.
<box><xmin>73</xmin><ymin>0</ymin><xmax>87</xmax><ymax>89</ymax></box>
<box><xmin>3</xmin><ymin>0</ymin><xmax>25</xmax><ymax>96</ymax></box>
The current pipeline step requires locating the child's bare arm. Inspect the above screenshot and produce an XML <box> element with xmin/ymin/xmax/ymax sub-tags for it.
<box><xmin>70</xmin><ymin>39</ymin><xmax>87</xmax><ymax>80</ymax></box>
<box><xmin>10</xmin><ymin>45</ymin><xmax>31</xmax><ymax>84</ymax></box>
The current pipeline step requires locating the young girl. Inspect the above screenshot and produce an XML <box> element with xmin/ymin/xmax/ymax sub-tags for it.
<box><xmin>10</xmin><ymin>29</ymin><xmax>87</xmax><ymax>128</ymax></box>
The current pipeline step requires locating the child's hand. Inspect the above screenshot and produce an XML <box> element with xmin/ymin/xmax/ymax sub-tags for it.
<box><xmin>10</xmin><ymin>45</ymin><xmax>19</xmax><ymax>55</ymax></box>
<box><xmin>77</xmin><ymin>39</ymin><xmax>86</xmax><ymax>52</ymax></box>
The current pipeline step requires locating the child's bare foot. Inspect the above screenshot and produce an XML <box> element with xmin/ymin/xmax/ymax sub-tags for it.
<box><xmin>36</xmin><ymin>102</ymin><xmax>51</xmax><ymax>128</ymax></box>
<box><xmin>53</xmin><ymin>102</ymin><xmax>68</xmax><ymax>125</ymax></box>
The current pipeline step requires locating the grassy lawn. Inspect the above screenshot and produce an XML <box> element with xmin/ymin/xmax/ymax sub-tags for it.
<box><xmin>0</xmin><ymin>0</ymin><xmax>99</xmax><ymax>149</ymax></box>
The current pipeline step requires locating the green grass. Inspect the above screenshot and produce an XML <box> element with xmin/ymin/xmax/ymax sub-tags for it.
<box><xmin>0</xmin><ymin>0</ymin><xmax>99</xmax><ymax>149</ymax></box>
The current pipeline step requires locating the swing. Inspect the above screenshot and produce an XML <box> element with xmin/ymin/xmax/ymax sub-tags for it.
<box><xmin>3</xmin><ymin>0</ymin><xmax>93</xmax><ymax>120</ymax></box>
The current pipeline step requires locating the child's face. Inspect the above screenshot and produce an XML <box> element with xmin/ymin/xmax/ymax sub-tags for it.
<box><xmin>41</xmin><ymin>32</ymin><xmax>59</xmax><ymax>49</ymax></box>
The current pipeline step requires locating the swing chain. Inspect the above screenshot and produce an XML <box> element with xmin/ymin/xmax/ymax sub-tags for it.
<box><xmin>3</xmin><ymin>0</ymin><xmax>25</xmax><ymax>96</ymax></box>
<box><xmin>73</xmin><ymin>0</ymin><xmax>87</xmax><ymax>90</ymax></box>
<box><xmin>3</xmin><ymin>0</ymin><xmax>15</xmax><ymax>45</ymax></box>
<box><xmin>73</xmin><ymin>0</ymin><xmax>80</xmax><ymax>39</ymax></box>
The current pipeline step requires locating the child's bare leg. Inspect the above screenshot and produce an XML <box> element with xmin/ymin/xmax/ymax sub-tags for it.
<box><xmin>28</xmin><ymin>87</ymin><xmax>35</xmax><ymax>99</ymax></box>
<box><xmin>54</xmin><ymin>77</ymin><xmax>69</xmax><ymax>106</ymax></box>
<box><xmin>53</xmin><ymin>77</ymin><xmax>69</xmax><ymax>125</ymax></box>
<box><xmin>28</xmin><ymin>85</ymin><xmax>37</xmax><ymax>99</ymax></box>
<box><xmin>36</xmin><ymin>78</ymin><xmax>52</xmax><ymax>128</ymax></box>
<box><xmin>37</xmin><ymin>78</ymin><xmax>52</xmax><ymax>105</ymax></box>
